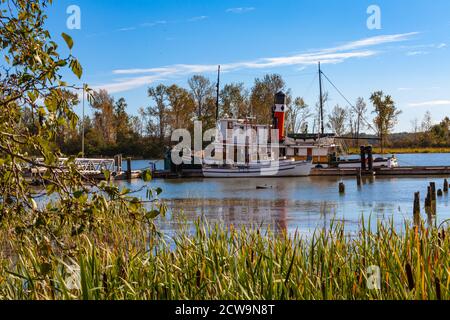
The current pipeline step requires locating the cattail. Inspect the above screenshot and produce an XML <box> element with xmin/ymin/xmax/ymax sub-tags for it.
<box><xmin>405</xmin><ymin>263</ymin><xmax>414</xmax><ymax>291</ymax></box>
<box><xmin>196</xmin><ymin>269</ymin><xmax>201</xmax><ymax>288</ymax></box>
<box><xmin>103</xmin><ymin>272</ymin><xmax>108</xmax><ymax>293</ymax></box>
<box><xmin>435</xmin><ymin>277</ymin><xmax>442</xmax><ymax>300</ymax></box>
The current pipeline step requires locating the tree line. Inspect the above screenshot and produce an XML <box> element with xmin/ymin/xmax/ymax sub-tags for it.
<box><xmin>51</xmin><ymin>74</ymin><xmax>449</xmax><ymax>158</ymax></box>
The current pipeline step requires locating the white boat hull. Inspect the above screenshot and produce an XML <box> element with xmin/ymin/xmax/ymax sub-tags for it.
<box><xmin>202</xmin><ymin>160</ymin><xmax>313</xmax><ymax>178</ymax></box>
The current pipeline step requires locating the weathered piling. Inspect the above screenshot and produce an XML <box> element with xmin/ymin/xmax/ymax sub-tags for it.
<box><xmin>339</xmin><ymin>182</ymin><xmax>345</xmax><ymax>194</ymax></box>
<box><xmin>356</xmin><ymin>168</ymin><xmax>362</xmax><ymax>187</ymax></box>
<box><xmin>367</xmin><ymin>146</ymin><xmax>374</xmax><ymax>171</ymax></box>
<box><xmin>437</xmin><ymin>189</ymin><xmax>443</xmax><ymax>197</ymax></box>
<box><xmin>444</xmin><ymin>179</ymin><xmax>449</xmax><ymax>193</ymax></box>
<box><xmin>126</xmin><ymin>157</ymin><xmax>132</xmax><ymax>180</ymax></box>
<box><xmin>360</xmin><ymin>146</ymin><xmax>366</xmax><ymax>171</ymax></box>
<box><xmin>413</xmin><ymin>192</ymin><xmax>421</xmax><ymax>224</ymax></box>
<box><xmin>425</xmin><ymin>186</ymin><xmax>431</xmax><ymax>209</ymax></box>
<box><xmin>430</xmin><ymin>182</ymin><xmax>436</xmax><ymax>202</ymax></box>
<box><xmin>429</xmin><ymin>182</ymin><xmax>437</xmax><ymax>216</ymax></box>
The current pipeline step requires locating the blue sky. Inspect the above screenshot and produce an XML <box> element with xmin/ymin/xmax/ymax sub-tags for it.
<box><xmin>45</xmin><ymin>0</ymin><xmax>450</xmax><ymax>132</ymax></box>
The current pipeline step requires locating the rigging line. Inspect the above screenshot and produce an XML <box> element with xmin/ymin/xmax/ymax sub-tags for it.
<box><xmin>320</xmin><ymin>71</ymin><xmax>377</xmax><ymax>134</ymax></box>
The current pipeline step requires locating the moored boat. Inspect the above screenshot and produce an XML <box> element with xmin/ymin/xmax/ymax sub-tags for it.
<box><xmin>202</xmin><ymin>158</ymin><xmax>313</xmax><ymax>178</ymax></box>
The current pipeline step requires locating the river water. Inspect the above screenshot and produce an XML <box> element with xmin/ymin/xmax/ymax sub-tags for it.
<box><xmin>118</xmin><ymin>153</ymin><xmax>450</xmax><ymax>235</ymax></box>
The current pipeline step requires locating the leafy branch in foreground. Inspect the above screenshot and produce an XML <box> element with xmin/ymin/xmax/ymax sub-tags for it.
<box><xmin>0</xmin><ymin>0</ymin><xmax>163</xmax><ymax>251</ymax></box>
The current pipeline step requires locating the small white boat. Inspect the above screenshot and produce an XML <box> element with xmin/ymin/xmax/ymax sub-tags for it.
<box><xmin>334</xmin><ymin>156</ymin><xmax>399</xmax><ymax>169</ymax></box>
<box><xmin>202</xmin><ymin>158</ymin><xmax>313</xmax><ymax>178</ymax></box>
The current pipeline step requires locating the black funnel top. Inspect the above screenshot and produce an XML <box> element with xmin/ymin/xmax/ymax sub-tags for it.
<box><xmin>274</xmin><ymin>91</ymin><xmax>287</xmax><ymax>105</ymax></box>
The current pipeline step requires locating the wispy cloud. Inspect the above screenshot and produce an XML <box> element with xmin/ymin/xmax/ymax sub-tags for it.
<box><xmin>226</xmin><ymin>7</ymin><xmax>255</xmax><ymax>14</ymax></box>
<box><xmin>140</xmin><ymin>20</ymin><xmax>167</xmax><ymax>28</ymax></box>
<box><xmin>117</xmin><ymin>27</ymin><xmax>137</xmax><ymax>32</ymax></box>
<box><xmin>409</xmin><ymin>100</ymin><xmax>450</xmax><ymax>107</ymax></box>
<box><xmin>87</xmin><ymin>16</ymin><xmax>205</xmax><ymax>38</ymax></box>
<box><xmin>406</xmin><ymin>51</ymin><xmax>429</xmax><ymax>56</ymax></box>
<box><xmin>188</xmin><ymin>16</ymin><xmax>208</xmax><ymax>22</ymax></box>
<box><xmin>95</xmin><ymin>32</ymin><xmax>418</xmax><ymax>93</ymax></box>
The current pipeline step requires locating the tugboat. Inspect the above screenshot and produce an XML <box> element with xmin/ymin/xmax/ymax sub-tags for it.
<box><xmin>202</xmin><ymin>92</ymin><xmax>313</xmax><ymax>178</ymax></box>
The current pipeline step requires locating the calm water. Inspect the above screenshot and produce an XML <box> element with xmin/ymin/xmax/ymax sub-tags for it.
<box><xmin>118</xmin><ymin>153</ymin><xmax>450</xmax><ymax>235</ymax></box>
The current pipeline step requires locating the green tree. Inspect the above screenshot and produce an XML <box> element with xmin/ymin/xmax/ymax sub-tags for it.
<box><xmin>90</xmin><ymin>89</ymin><xmax>116</xmax><ymax>144</ymax></box>
<box><xmin>114</xmin><ymin>97</ymin><xmax>131</xmax><ymax>142</ymax></box>
<box><xmin>220</xmin><ymin>83</ymin><xmax>249</xmax><ymax>119</ymax></box>
<box><xmin>188</xmin><ymin>75</ymin><xmax>214</xmax><ymax>120</ymax></box>
<box><xmin>166</xmin><ymin>84</ymin><xmax>196</xmax><ymax>131</ymax></box>
<box><xmin>287</xmin><ymin>97</ymin><xmax>310</xmax><ymax>133</ymax></box>
<box><xmin>327</xmin><ymin>104</ymin><xmax>348</xmax><ymax>137</ymax></box>
<box><xmin>250</xmin><ymin>74</ymin><xmax>286</xmax><ymax>124</ymax></box>
<box><xmin>370</xmin><ymin>91</ymin><xmax>401</xmax><ymax>153</ymax></box>
<box><xmin>147</xmin><ymin>84</ymin><xmax>170</xmax><ymax>141</ymax></box>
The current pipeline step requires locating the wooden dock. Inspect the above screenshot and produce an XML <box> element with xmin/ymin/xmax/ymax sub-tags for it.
<box><xmin>311</xmin><ymin>166</ymin><xmax>450</xmax><ymax>177</ymax></box>
<box><xmin>153</xmin><ymin>166</ymin><xmax>450</xmax><ymax>179</ymax></box>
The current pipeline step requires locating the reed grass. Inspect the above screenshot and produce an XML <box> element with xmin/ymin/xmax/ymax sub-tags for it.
<box><xmin>0</xmin><ymin>208</ymin><xmax>449</xmax><ymax>300</ymax></box>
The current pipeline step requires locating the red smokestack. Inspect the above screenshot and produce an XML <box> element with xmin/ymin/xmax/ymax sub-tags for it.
<box><xmin>273</xmin><ymin>91</ymin><xmax>287</xmax><ymax>142</ymax></box>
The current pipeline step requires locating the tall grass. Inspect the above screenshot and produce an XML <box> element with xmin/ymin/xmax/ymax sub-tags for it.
<box><xmin>0</xmin><ymin>208</ymin><xmax>448</xmax><ymax>300</ymax></box>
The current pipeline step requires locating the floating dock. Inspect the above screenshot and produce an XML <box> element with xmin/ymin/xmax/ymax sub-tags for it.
<box><xmin>311</xmin><ymin>166</ymin><xmax>450</xmax><ymax>177</ymax></box>
<box><xmin>152</xmin><ymin>166</ymin><xmax>450</xmax><ymax>179</ymax></box>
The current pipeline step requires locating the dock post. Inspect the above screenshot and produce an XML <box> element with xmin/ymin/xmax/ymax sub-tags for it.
<box><xmin>444</xmin><ymin>179</ymin><xmax>448</xmax><ymax>193</ymax></box>
<box><xmin>339</xmin><ymin>182</ymin><xmax>345</xmax><ymax>194</ymax></box>
<box><xmin>367</xmin><ymin>146</ymin><xmax>374</xmax><ymax>171</ymax></box>
<box><xmin>437</xmin><ymin>189</ymin><xmax>443</xmax><ymax>197</ymax></box>
<box><xmin>360</xmin><ymin>146</ymin><xmax>366</xmax><ymax>171</ymax></box>
<box><xmin>126</xmin><ymin>157</ymin><xmax>132</xmax><ymax>180</ymax></box>
<box><xmin>430</xmin><ymin>182</ymin><xmax>437</xmax><ymax>215</ymax></box>
<box><xmin>430</xmin><ymin>182</ymin><xmax>436</xmax><ymax>202</ymax></box>
<box><xmin>413</xmin><ymin>192</ymin><xmax>421</xmax><ymax>225</ymax></box>
<box><xmin>425</xmin><ymin>186</ymin><xmax>431</xmax><ymax>210</ymax></box>
<box><xmin>356</xmin><ymin>168</ymin><xmax>362</xmax><ymax>187</ymax></box>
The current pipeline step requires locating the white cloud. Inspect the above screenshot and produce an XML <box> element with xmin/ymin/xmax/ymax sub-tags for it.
<box><xmin>409</xmin><ymin>100</ymin><xmax>450</xmax><ymax>107</ymax></box>
<box><xmin>117</xmin><ymin>27</ymin><xmax>136</xmax><ymax>32</ymax></box>
<box><xmin>226</xmin><ymin>7</ymin><xmax>255</xmax><ymax>14</ymax></box>
<box><xmin>188</xmin><ymin>16</ymin><xmax>208</xmax><ymax>22</ymax></box>
<box><xmin>406</xmin><ymin>51</ymin><xmax>429</xmax><ymax>56</ymax></box>
<box><xmin>95</xmin><ymin>32</ymin><xmax>418</xmax><ymax>93</ymax></box>
<box><xmin>437</xmin><ymin>43</ymin><xmax>447</xmax><ymax>49</ymax></box>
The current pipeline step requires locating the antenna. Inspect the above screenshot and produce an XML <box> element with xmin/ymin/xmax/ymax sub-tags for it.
<box><xmin>318</xmin><ymin>62</ymin><xmax>324</xmax><ymax>136</ymax></box>
<box><xmin>216</xmin><ymin>65</ymin><xmax>221</xmax><ymax>122</ymax></box>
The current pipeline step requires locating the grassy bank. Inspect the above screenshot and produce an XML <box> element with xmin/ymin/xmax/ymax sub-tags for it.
<box><xmin>347</xmin><ymin>147</ymin><xmax>450</xmax><ymax>155</ymax></box>
<box><xmin>1</xmin><ymin>207</ymin><xmax>449</xmax><ymax>300</ymax></box>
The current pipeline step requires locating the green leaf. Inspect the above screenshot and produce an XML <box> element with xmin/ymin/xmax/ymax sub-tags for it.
<box><xmin>70</xmin><ymin>59</ymin><xmax>83</xmax><ymax>79</ymax></box>
<box><xmin>142</xmin><ymin>169</ymin><xmax>152</xmax><ymax>182</ymax></box>
<box><xmin>102</xmin><ymin>170</ymin><xmax>111</xmax><ymax>181</ymax></box>
<box><xmin>146</xmin><ymin>210</ymin><xmax>160</xmax><ymax>219</ymax></box>
<box><xmin>61</xmin><ymin>32</ymin><xmax>73</xmax><ymax>50</ymax></box>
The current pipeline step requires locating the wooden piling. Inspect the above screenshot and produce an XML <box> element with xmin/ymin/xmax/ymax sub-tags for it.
<box><xmin>425</xmin><ymin>186</ymin><xmax>431</xmax><ymax>209</ymax></box>
<box><xmin>444</xmin><ymin>179</ymin><xmax>448</xmax><ymax>193</ymax></box>
<box><xmin>356</xmin><ymin>168</ymin><xmax>362</xmax><ymax>187</ymax></box>
<box><xmin>339</xmin><ymin>182</ymin><xmax>345</xmax><ymax>194</ymax></box>
<box><xmin>430</xmin><ymin>182</ymin><xmax>436</xmax><ymax>202</ymax></box>
<box><xmin>413</xmin><ymin>192</ymin><xmax>420</xmax><ymax>223</ymax></box>
<box><xmin>126</xmin><ymin>157</ymin><xmax>132</xmax><ymax>180</ymax></box>
<box><xmin>360</xmin><ymin>146</ymin><xmax>366</xmax><ymax>171</ymax></box>
<box><xmin>367</xmin><ymin>146</ymin><xmax>374</xmax><ymax>171</ymax></box>
<box><xmin>437</xmin><ymin>189</ymin><xmax>443</xmax><ymax>197</ymax></box>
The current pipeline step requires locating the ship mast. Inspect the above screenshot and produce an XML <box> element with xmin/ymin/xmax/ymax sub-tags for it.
<box><xmin>215</xmin><ymin>65</ymin><xmax>221</xmax><ymax>122</ymax></box>
<box><xmin>318</xmin><ymin>62</ymin><xmax>324</xmax><ymax>136</ymax></box>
